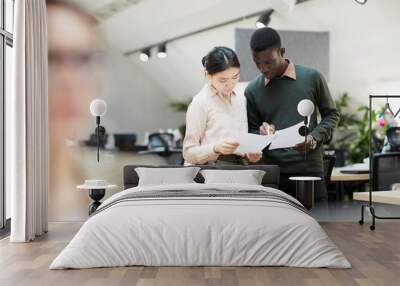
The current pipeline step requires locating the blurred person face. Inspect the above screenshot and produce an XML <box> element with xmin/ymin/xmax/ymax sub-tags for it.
<box><xmin>207</xmin><ymin>67</ymin><xmax>240</xmax><ymax>97</ymax></box>
<box><xmin>47</xmin><ymin>3</ymin><xmax>97</xmax><ymax>141</ymax></box>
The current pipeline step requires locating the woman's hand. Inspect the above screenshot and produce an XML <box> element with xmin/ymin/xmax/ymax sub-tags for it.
<box><xmin>245</xmin><ymin>152</ymin><xmax>263</xmax><ymax>163</ymax></box>
<box><xmin>213</xmin><ymin>137</ymin><xmax>240</xmax><ymax>155</ymax></box>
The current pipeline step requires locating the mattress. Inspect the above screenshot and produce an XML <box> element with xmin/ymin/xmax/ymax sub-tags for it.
<box><xmin>50</xmin><ymin>183</ymin><xmax>350</xmax><ymax>269</ymax></box>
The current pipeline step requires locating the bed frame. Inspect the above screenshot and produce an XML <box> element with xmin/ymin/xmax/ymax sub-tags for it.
<box><xmin>123</xmin><ymin>165</ymin><xmax>280</xmax><ymax>189</ymax></box>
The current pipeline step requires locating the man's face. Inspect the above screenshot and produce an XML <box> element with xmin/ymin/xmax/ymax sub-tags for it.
<box><xmin>252</xmin><ymin>47</ymin><xmax>284</xmax><ymax>80</ymax></box>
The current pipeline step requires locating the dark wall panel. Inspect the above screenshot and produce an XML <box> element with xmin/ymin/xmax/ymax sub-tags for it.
<box><xmin>235</xmin><ymin>28</ymin><xmax>330</xmax><ymax>82</ymax></box>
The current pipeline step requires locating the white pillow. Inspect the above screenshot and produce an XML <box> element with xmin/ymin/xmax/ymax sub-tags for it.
<box><xmin>200</xmin><ymin>169</ymin><xmax>266</xmax><ymax>185</ymax></box>
<box><xmin>135</xmin><ymin>167</ymin><xmax>200</xmax><ymax>186</ymax></box>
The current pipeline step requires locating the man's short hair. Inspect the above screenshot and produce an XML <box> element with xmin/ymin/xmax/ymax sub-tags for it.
<box><xmin>250</xmin><ymin>27</ymin><xmax>281</xmax><ymax>52</ymax></box>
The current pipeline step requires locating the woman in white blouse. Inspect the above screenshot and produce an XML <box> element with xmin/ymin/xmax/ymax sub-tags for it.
<box><xmin>183</xmin><ymin>47</ymin><xmax>262</xmax><ymax>165</ymax></box>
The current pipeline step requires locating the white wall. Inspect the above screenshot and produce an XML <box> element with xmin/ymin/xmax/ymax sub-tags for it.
<box><xmin>99</xmin><ymin>0</ymin><xmax>400</xmax><ymax>117</ymax></box>
<box><xmin>125</xmin><ymin>23</ymin><xmax>238</xmax><ymax>102</ymax></box>
<box><xmin>93</xmin><ymin>46</ymin><xmax>185</xmax><ymax>143</ymax></box>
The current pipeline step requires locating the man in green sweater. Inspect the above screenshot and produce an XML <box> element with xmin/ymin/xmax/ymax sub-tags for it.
<box><xmin>245</xmin><ymin>27</ymin><xmax>339</xmax><ymax>200</ymax></box>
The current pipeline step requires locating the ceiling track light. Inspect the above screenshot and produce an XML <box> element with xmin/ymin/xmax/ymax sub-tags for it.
<box><xmin>124</xmin><ymin>5</ymin><xmax>306</xmax><ymax>57</ymax></box>
<box><xmin>354</xmin><ymin>0</ymin><xmax>367</xmax><ymax>4</ymax></box>
<box><xmin>139</xmin><ymin>48</ymin><xmax>151</xmax><ymax>62</ymax></box>
<box><xmin>255</xmin><ymin>9</ymin><xmax>274</xmax><ymax>28</ymax></box>
<box><xmin>157</xmin><ymin>43</ymin><xmax>167</xmax><ymax>59</ymax></box>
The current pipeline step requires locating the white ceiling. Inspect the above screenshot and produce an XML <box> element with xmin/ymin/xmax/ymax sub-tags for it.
<box><xmin>75</xmin><ymin>0</ymin><xmax>286</xmax><ymax>53</ymax></box>
<box><xmin>69</xmin><ymin>0</ymin><xmax>311</xmax><ymax>102</ymax></box>
<box><xmin>75</xmin><ymin>0</ymin><xmax>116</xmax><ymax>13</ymax></box>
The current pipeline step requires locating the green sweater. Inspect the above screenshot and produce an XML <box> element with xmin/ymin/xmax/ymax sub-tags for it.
<box><xmin>245</xmin><ymin>65</ymin><xmax>339</xmax><ymax>174</ymax></box>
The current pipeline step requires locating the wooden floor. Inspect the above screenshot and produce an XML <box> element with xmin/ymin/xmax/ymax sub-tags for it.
<box><xmin>1</xmin><ymin>222</ymin><xmax>399</xmax><ymax>286</ymax></box>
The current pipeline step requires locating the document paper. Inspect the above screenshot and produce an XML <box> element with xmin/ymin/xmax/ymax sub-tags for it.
<box><xmin>235</xmin><ymin>133</ymin><xmax>275</xmax><ymax>155</ymax></box>
<box><xmin>268</xmin><ymin>121</ymin><xmax>305</xmax><ymax>150</ymax></box>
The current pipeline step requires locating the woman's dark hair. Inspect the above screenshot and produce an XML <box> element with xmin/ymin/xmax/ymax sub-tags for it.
<box><xmin>201</xmin><ymin>47</ymin><xmax>240</xmax><ymax>75</ymax></box>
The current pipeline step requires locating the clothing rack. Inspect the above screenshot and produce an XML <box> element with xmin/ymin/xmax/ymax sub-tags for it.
<box><xmin>359</xmin><ymin>95</ymin><xmax>400</xmax><ymax>230</ymax></box>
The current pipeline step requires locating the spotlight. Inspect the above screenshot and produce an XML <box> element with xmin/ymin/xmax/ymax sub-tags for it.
<box><xmin>157</xmin><ymin>44</ymin><xmax>167</xmax><ymax>59</ymax></box>
<box><xmin>139</xmin><ymin>48</ymin><xmax>151</xmax><ymax>62</ymax></box>
<box><xmin>354</xmin><ymin>0</ymin><xmax>367</xmax><ymax>4</ymax></box>
<box><xmin>255</xmin><ymin>9</ymin><xmax>274</xmax><ymax>28</ymax></box>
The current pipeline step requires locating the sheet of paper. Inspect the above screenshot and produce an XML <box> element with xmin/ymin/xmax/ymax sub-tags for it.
<box><xmin>268</xmin><ymin>121</ymin><xmax>305</xmax><ymax>150</ymax></box>
<box><xmin>234</xmin><ymin>133</ymin><xmax>275</xmax><ymax>155</ymax></box>
<box><xmin>340</xmin><ymin>163</ymin><xmax>369</xmax><ymax>172</ymax></box>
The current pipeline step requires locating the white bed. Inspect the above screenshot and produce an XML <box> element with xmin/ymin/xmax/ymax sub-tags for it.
<box><xmin>50</xmin><ymin>182</ymin><xmax>350</xmax><ymax>269</ymax></box>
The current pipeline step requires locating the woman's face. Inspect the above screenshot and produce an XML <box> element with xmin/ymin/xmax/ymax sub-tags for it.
<box><xmin>47</xmin><ymin>4</ymin><xmax>97</xmax><ymax>140</ymax></box>
<box><xmin>207</xmin><ymin>67</ymin><xmax>240</xmax><ymax>96</ymax></box>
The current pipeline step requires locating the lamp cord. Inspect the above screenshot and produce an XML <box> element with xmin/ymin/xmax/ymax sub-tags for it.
<box><xmin>304</xmin><ymin>127</ymin><xmax>307</xmax><ymax>162</ymax></box>
<box><xmin>97</xmin><ymin>123</ymin><xmax>99</xmax><ymax>162</ymax></box>
<box><xmin>304</xmin><ymin>116</ymin><xmax>308</xmax><ymax>162</ymax></box>
<box><xmin>96</xmin><ymin>116</ymin><xmax>100</xmax><ymax>162</ymax></box>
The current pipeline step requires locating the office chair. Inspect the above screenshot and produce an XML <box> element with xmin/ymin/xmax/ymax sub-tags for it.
<box><xmin>372</xmin><ymin>152</ymin><xmax>400</xmax><ymax>192</ymax></box>
<box><xmin>139</xmin><ymin>132</ymin><xmax>182</xmax><ymax>158</ymax></box>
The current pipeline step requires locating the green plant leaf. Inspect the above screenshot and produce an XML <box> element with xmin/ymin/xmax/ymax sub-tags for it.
<box><xmin>329</xmin><ymin>93</ymin><xmax>384</xmax><ymax>163</ymax></box>
<box><xmin>169</xmin><ymin>100</ymin><xmax>192</xmax><ymax>112</ymax></box>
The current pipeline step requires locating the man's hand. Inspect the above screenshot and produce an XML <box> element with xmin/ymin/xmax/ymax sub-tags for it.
<box><xmin>245</xmin><ymin>152</ymin><xmax>263</xmax><ymax>163</ymax></box>
<box><xmin>293</xmin><ymin>135</ymin><xmax>316</xmax><ymax>153</ymax></box>
<box><xmin>259</xmin><ymin>122</ymin><xmax>275</xmax><ymax>136</ymax></box>
<box><xmin>213</xmin><ymin>137</ymin><xmax>240</xmax><ymax>155</ymax></box>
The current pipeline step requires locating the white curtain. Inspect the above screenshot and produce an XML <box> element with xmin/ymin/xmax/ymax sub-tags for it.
<box><xmin>7</xmin><ymin>0</ymin><xmax>49</xmax><ymax>242</ymax></box>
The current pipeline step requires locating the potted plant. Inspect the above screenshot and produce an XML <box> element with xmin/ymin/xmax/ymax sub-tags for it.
<box><xmin>327</xmin><ymin>93</ymin><xmax>385</xmax><ymax>165</ymax></box>
<box><xmin>327</xmin><ymin>93</ymin><xmax>360</xmax><ymax>165</ymax></box>
<box><xmin>169</xmin><ymin>99</ymin><xmax>192</xmax><ymax>136</ymax></box>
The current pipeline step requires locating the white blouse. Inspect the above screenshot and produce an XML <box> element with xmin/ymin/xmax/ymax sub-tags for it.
<box><xmin>183</xmin><ymin>84</ymin><xmax>248</xmax><ymax>165</ymax></box>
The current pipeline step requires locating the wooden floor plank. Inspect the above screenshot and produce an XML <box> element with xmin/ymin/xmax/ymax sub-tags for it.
<box><xmin>0</xmin><ymin>222</ymin><xmax>399</xmax><ymax>286</ymax></box>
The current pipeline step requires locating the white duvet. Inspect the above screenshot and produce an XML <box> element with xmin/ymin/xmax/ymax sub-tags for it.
<box><xmin>50</xmin><ymin>183</ymin><xmax>351</xmax><ymax>269</ymax></box>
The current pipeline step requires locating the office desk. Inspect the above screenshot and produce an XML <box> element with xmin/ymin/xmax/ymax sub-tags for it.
<box><xmin>331</xmin><ymin>168</ymin><xmax>369</xmax><ymax>182</ymax></box>
<box><xmin>330</xmin><ymin>168</ymin><xmax>369</xmax><ymax>200</ymax></box>
<box><xmin>353</xmin><ymin>191</ymin><xmax>400</xmax><ymax>205</ymax></box>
